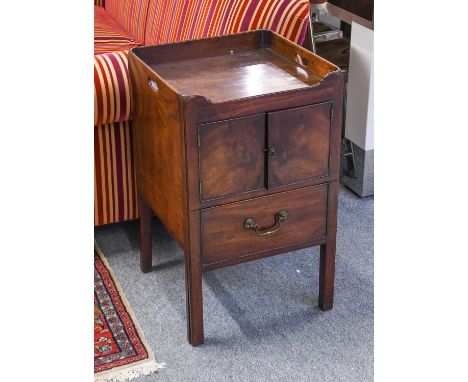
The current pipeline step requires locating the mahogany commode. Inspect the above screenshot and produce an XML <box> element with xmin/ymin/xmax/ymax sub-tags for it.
<box><xmin>129</xmin><ymin>30</ymin><xmax>344</xmax><ymax>346</ymax></box>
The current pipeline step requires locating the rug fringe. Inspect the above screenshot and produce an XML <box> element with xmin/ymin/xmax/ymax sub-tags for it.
<box><xmin>94</xmin><ymin>242</ymin><xmax>165</xmax><ymax>382</ymax></box>
<box><xmin>95</xmin><ymin>361</ymin><xmax>165</xmax><ymax>382</ymax></box>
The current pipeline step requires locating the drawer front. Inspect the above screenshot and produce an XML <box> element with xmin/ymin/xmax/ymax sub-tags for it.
<box><xmin>198</xmin><ymin>114</ymin><xmax>265</xmax><ymax>201</ymax></box>
<box><xmin>201</xmin><ymin>184</ymin><xmax>328</xmax><ymax>265</ymax></box>
<box><xmin>267</xmin><ymin>102</ymin><xmax>332</xmax><ymax>188</ymax></box>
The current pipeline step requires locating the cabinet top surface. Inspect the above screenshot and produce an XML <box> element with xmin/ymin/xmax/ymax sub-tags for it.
<box><xmin>151</xmin><ymin>48</ymin><xmax>323</xmax><ymax>103</ymax></box>
<box><xmin>131</xmin><ymin>31</ymin><xmax>339</xmax><ymax>104</ymax></box>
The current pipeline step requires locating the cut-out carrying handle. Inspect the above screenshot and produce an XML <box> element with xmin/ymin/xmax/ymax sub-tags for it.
<box><xmin>294</xmin><ymin>53</ymin><xmax>309</xmax><ymax>67</ymax></box>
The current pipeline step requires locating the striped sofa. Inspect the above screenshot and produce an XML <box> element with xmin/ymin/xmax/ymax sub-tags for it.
<box><xmin>94</xmin><ymin>0</ymin><xmax>311</xmax><ymax>226</ymax></box>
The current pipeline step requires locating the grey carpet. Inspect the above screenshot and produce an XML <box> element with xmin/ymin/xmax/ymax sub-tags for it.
<box><xmin>95</xmin><ymin>186</ymin><xmax>373</xmax><ymax>382</ymax></box>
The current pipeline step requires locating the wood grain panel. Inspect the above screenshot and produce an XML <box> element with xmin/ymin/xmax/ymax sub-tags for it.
<box><xmin>268</xmin><ymin>102</ymin><xmax>331</xmax><ymax>188</ymax></box>
<box><xmin>198</xmin><ymin>114</ymin><xmax>266</xmax><ymax>201</ymax></box>
<box><xmin>129</xmin><ymin>52</ymin><xmax>187</xmax><ymax>247</ymax></box>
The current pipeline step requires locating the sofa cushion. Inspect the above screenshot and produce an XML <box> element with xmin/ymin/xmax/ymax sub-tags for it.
<box><xmin>104</xmin><ymin>0</ymin><xmax>150</xmax><ymax>43</ymax></box>
<box><xmin>144</xmin><ymin>0</ymin><xmax>310</xmax><ymax>46</ymax></box>
<box><xmin>94</xmin><ymin>50</ymin><xmax>131</xmax><ymax>125</ymax></box>
<box><xmin>94</xmin><ymin>6</ymin><xmax>142</xmax><ymax>54</ymax></box>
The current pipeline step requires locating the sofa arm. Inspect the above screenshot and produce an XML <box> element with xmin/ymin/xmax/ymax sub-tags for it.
<box><xmin>228</xmin><ymin>0</ymin><xmax>310</xmax><ymax>45</ymax></box>
<box><xmin>94</xmin><ymin>0</ymin><xmax>104</xmax><ymax>7</ymax></box>
<box><xmin>94</xmin><ymin>51</ymin><xmax>130</xmax><ymax>125</ymax></box>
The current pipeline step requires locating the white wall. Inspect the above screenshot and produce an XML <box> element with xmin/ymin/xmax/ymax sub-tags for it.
<box><xmin>345</xmin><ymin>22</ymin><xmax>374</xmax><ymax>151</ymax></box>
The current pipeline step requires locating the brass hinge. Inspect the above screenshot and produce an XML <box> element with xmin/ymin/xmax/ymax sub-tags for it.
<box><xmin>197</xmin><ymin>131</ymin><xmax>201</xmax><ymax>147</ymax></box>
<box><xmin>199</xmin><ymin>181</ymin><xmax>202</xmax><ymax>195</ymax></box>
<box><xmin>330</xmin><ymin>104</ymin><xmax>334</xmax><ymax>123</ymax></box>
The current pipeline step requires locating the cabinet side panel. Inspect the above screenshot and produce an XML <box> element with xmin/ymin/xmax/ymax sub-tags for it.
<box><xmin>129</xmin><ymin>53</ymin><xmax>186</xmax><ymax>246</ymax></box>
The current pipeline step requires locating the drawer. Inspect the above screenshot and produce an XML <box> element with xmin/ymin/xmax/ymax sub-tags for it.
<box><xmin>198</xmin><ymin>114</ymin><xmax>266</xmax><ymax>201</ymax></box>
<box><xmin>267</xmin><ymin>102</ymin><xmax>332</xmax><ymax>188</ymax></box>
<box><xmin>201</xmin><ymin>184</ymin><xmax>328</xmax><ymax>266</ymax></box>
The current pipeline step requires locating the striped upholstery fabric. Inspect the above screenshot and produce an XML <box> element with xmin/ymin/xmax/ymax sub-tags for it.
<box><xmin>94</xmin><ymin>6</ymin><xmax>142</xmax><ymax>54</ymax></box>
<box><xmin>144</xmin><ymin>0</ymin><xmax>310</xmax><ymax>46</ymax></box>
<box><xmin>104</xmin><ymin>0</ymin><xmax>150</xmax><ymax>43</ymax></box>
<box><xmin>95</xmin><ymin>120</ymin><xmax>139</xmax><ymax>226</ymax></box>
<box><xmin>94</xmin><ymin>50</ymin><xmax>131</xmax><ymax>125</ymax></box>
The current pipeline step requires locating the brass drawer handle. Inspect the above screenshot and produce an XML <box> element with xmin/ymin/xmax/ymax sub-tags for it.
<box><xmin>243</xmin><ymin>210</ymin><xmax>288</xmax><ymax>237</ymax></box>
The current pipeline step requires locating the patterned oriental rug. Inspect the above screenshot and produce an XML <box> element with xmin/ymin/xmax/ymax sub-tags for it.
<box><xmin>94</xmin><ymin>244</ymin><xmax>164</xmax><ymax>382</ymax></box>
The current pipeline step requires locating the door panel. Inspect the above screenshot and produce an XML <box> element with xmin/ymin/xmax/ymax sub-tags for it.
<box><xmin>267</xmin><ymin>103</ymin><xmax>331</xmax><ymax>189</ymax></box>
<box><xmin>198</xmin><ymin>114</ymin><xmax>265</xmax><ymax>201</ymax></box>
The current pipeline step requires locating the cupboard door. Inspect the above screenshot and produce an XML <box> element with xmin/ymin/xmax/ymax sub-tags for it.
<box><xmin>198</xmin><ymin>114</ymin><xmax>265</xmax><ymax>201</ymax></box>
<box><xmin>267</xmin><ymin>103</ymin><xmax>332</xmax><ymax>188</ymax></box>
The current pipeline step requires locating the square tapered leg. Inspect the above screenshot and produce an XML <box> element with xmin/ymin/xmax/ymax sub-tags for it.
<box><xmin>139</xmin><ymin>195</ymin><xmax>153</xmax><ymax>273</ymax></box>
<box><xmin>319</xmin><ymin>181</ymin><xmax>338</xmax><ymax>310</ymax></box>
<box><xmin>185</xmin><ymin>211</ymin><xmax>204</xmax><ymax>345</ymax></box>
<box><xmin>184</xmin><ymin>250</ymin><xmax>204</xmax><ymax>346</ymax></box>
<box><xmin>319</xmin><ymin>242</ymin><xmax>336</xmax><ymax>310</ymax></box>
